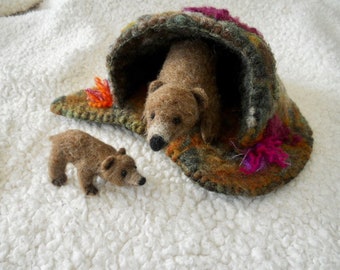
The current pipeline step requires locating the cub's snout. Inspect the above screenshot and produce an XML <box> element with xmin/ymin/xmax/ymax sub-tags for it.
<box><xmin>139</xmin><ymin>177</ymin><xmax>146</xmax><ymax>185</ymax></box>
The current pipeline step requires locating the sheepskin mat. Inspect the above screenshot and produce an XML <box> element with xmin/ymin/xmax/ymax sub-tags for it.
<box><xmin>1</xmin><ymin>0</ymin><xmax>339</xmax><ymax>269</ymax></box>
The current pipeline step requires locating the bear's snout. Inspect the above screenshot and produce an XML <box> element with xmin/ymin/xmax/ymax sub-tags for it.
<box><xmin>138</xmin><ymin>177</ymin><xmax>146</xmax><ymax>186</ymax></box>
<box><xmin>150</xmin><ymin>135</ymin><xmax>167</xmax><ymax>151</ymax></box>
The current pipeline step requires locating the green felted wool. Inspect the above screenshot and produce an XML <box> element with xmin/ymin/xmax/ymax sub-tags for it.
<box><xmin>51</xmin><ymin>9</ymin><xmax>313</xmax><ymax>196</ymax></box>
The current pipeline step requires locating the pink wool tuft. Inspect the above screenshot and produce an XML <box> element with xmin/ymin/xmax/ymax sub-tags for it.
<box><xmin>238</xmin><ymin>115</ymin><xmax>301</xmax><ymax>174</ymax></box>
<box><xmin>183</xmin><ymin>6</ymin><xmax>263</xmax><ymax>38</ymax></box>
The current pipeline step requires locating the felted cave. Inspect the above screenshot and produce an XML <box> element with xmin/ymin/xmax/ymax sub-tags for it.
<box><xmin>51</xmin><ymin>8</ymin><xmax>313</xmax><ymax>196</ymax></box>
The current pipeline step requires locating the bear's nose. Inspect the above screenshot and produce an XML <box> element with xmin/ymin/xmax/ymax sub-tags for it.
<box><xmin>138</xmin><ymin>177</ymin><xmax>146</xmax><ymax>186</ymax></box>
<box><xmin>150</xmin><ymin>135</ymin><xmax>167</xmax><ymax>151</ymax></box>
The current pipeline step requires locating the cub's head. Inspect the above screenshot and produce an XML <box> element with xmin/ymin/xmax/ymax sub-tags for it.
<box><xmin>143</xmin><ymin>80</ymin><xmax>208</xmax><ymax>151</ymax></box>
<box><xmin>100</xmin><ymin>148</ymin><xmax>146</xmax><ymax>186</ymax></box>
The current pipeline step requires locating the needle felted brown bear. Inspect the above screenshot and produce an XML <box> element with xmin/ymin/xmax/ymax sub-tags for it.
<box><xmin>144</xmin><ymin>40</ymin><xmax>221</xmax><ymax>151</ymax></box>
<box><xmin>48</xmin><ymin>130</ymin><xmax>146</xmax><ymax>195</ymax></box>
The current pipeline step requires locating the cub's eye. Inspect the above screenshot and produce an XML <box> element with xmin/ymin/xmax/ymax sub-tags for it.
<box><xmin>172</xmin><ymin>116</ymin><xmax>181</xmax><ymax>125</ymax></box>
<box><xmin>150</xmin><ymin>112</ymin><xmax>155</xmax><ymax>120</ymax></box>
<box><xmin>121</xmin><ymin>170</ymin><xmax>127</xmax><ymax>178</ymax></box>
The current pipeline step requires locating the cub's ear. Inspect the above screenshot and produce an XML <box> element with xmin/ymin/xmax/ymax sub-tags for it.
<box><xmin>101</xmin><ymin>156</ymin><xmax>115</xmax><ymax>171</ymax></box>
<box><xmin>191</xmin><ymin>87</ymin><xmax>208</xmax><ymax>111</ymax></box>
<box><xmin>148</xmin><ymin>80</ymin><xmax>164</xmax><ymax>93</ymax></box>
<box><xmin>118</xmin><ymin>148</ymin><xmax>126</xmax><ymax>155</ymax></box>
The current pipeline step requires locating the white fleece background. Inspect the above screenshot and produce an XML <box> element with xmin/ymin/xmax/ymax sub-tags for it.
<box><xmin>0</xmin><ymin>0</ymin><xmax>339</xmax><ymax>269</ymax></box>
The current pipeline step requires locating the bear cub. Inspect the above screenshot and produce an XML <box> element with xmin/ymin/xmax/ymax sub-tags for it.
<box><xmin>48</xmin><ymin>130</ymin><xmax>146</xmax><ymax>195</ymax></box>
<box><xmin>144</xmin><ymin>40</ymin><xmax>221</xmax><ymax>151</ymax></box>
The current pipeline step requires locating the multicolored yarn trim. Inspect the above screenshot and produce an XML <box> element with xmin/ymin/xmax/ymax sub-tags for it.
<box><xmin>183</xmin><ymin>6</ymin><xmax>263</xmax><ymax>38</ymax></box>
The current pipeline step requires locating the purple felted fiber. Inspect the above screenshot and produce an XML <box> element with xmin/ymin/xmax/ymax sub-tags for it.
<box><xmin>183</xmin><ymin>6</ymin><xmax>263</xmax><ymax>38</ymax></box>
<box><xmin>240</xmin><ymin>115</ymin><xmax>301</xmax><ymax>174</ymax></box>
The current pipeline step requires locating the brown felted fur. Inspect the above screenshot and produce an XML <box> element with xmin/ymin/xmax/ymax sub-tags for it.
<box><xmin>48</xmin><ymin>130</ymin><xmax>146</xmax><ymax>195</ymax></box>
<box><xmin>144</xmin><ymin>40</ymin><xmax>221</xmax><ymax>151</ymax></box>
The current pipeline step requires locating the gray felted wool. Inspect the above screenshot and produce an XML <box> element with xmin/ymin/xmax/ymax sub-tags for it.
<box><xmin>51</xmin><ymin>8</ymin><xmax>313</xmax><ymax>196</ymax></box>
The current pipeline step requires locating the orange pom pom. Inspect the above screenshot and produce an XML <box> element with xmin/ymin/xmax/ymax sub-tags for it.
<box><xmin>85</xmin><ymin>77</ymin><xmax>114</xmax><ymax>108</ymax></box>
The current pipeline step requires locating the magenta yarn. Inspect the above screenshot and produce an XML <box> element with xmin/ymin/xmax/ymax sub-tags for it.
<box><xmin>240</xmin><ymin>115</ymin><xmax>301</xmax><ymax>174</ymax></box>
<box><xmin>183</xmin><ymin>6</ymin><xmax>263</xmax><ymax>38</ymax></box>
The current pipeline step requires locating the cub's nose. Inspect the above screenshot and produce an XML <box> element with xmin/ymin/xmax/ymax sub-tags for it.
<box><xmin>138</xmin><ymin>177</ymin><xmax>146</xmax><ymax>186</ymax></box>
<box><xmin>150</xmin><ymin>135</ymin><xmax>166</xmax><ymax>151</ymax></box>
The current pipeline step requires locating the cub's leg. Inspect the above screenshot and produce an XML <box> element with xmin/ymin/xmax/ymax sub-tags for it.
<box><xmin>48</xmin><ymin>148</ymin><xmax>67</xmax><ymax>186</ymax></box>
<box><xmin>77</xmin><ymin>166</ymin><xmax>98</xmax><ymax>195</ymax></box>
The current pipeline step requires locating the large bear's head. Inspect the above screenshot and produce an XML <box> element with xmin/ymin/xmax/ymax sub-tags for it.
<box><xmin>143</xmin><ymin>80</ymin><xmax>208</xmax><ymax>151</ymax></box>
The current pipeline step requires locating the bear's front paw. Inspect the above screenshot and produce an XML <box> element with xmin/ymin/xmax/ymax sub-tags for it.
<box><xmin>85</xmin><ymin>184</ymin><xmax>98</xmax><ymax>195</ymax></box>
<box><xmin>52</xmin><ymin>174</ymin><xmax>67</xmax><ymax>186</ymax></box>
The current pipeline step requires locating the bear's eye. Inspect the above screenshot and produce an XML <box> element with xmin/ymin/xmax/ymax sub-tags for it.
<box><xmin>121</xmin><ymin>170</ymin><xmax>127</xmax><ymax>178</ymax></box>
<box><xmin>150</xmin><ymin>112</ymin><xmax>155</xmax><ymax>120</ymax></box>
<box><xmin>172</xmin><ymin>116</ymin><xmax>181</xmax><ymax>125</ymax></box>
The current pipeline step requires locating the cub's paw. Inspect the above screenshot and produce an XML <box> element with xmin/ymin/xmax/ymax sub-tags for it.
<box><xmin>85</xmin><ymin>184</ymin><xmax>98</xmax><ymax>196</ymax></box>
<box><xmin>52</xmin><ymin>174</ymin><xmax>67</xmax><ymax>186</ymax></box>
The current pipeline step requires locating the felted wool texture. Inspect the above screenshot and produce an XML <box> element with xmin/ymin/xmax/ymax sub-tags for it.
<box><xmin>1</xmin><ymin>0</ymin><xmax>340</xmax><ymax>269</ymax></box>
<box><xmin>49</xmin><ymin>129</ymin><xmax>146</xmax><ymax>195</ymax></box>
<box><xmin>51</xmin><ymin>8</ymin><xmax>313</xmax><ymax>196</ymax></box>
<box><xmin>145</xmin><ymin>40</ymin><xmax>221</xmax><ymax>145</ymax></box>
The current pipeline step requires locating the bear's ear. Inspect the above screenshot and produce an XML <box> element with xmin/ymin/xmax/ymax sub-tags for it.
<box><xmin>101</xmin><ymin>156</ymin><xmax>115</xmax><ymax>171</ymax></box>
<box><xmin>191</xmin><ymin>87</ymin><xmax>208</xmax><ymax>110</ymax></box>
<box><xmin>118</xmin><ymin>148</ymin><xmax>126</xmax><ymax>155</ymax></box>
<box><xmin>148</xmin><ymin>80</ymin><xmax>164</xmax><ymax>93</ymax></box>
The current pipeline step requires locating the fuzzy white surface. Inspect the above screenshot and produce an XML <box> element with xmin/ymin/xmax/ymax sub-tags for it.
<box><xmin>0</xmin><ymin>0</ymin><xmax>339</xmax><ymax>269</ymax></box>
